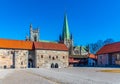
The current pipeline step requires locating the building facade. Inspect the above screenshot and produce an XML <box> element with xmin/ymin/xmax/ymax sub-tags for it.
<box><xmin>0</xmin><ymin>39</ymin><xmax>68</xmax><ymax>69</ymax></box>
<box><xmin>96</xmin><ymin>42</ymin><xmax>120</xmax><ymax>66</ymax></box>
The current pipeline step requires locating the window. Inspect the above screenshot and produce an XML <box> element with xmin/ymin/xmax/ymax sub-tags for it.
<box><xmin>116</xmin><ymin>54</ymin><xmax>120</xmax><ymax>60</ymax></box>
<box><xmin>34</xmin><ymin>35</ymin><xmax>37</xmax><ymax>41</ymax></box>
<box><xmin>41</xmin><ymin>55</ymin><xmax>43</xmax><ymax>58</ymax></box>
<box><xmin>100</xmin><ymin>56</ymin><xmax>102</xmax><ymax>59</ymax></box>
<box><xmin>52</xmin><ymin>57</ymin><xmax>55</xmax><ymax>60</ymax></box>
<box><xmin>4</xmin><ymin>65</ymin><xmax>7</xmax><ymax>69</ymax></box>
<box><xmin>56</xmin><ymin>56</ymin><xmax>58</xmax><ymax>59</ymax></box>
<box><xmin>63</xmin><ymin>56</ymin><xmax>65</xmax><ymax>59</ymax></box>
<box><xmin>21</xmin><ymin>62</ymin><xmax>23</xmax><ymax>65</ymax></box>
<box><xmin>49</xmin><ymin>55</ymin><xmax>51</xmax><ymax>59</ymax></box>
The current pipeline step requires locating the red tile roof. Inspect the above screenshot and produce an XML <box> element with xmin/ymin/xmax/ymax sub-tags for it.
<box><xmin>0</xmin><ymin>39</ymin><xmax>33</xmax><ymax>50</ymax></box>
<box><xmin>96</xmin><ymin>42</ymin><xmax>120</xmax><ymax>55</ymax></box>
<box><xmin>34</xmin><ymin>42</ymin><xmax>68</xmax><ymax>51</ymax></box>
<box><xmin>88</xmin><ymin>53</ymin><xmax>97</xmax><ymax>59</ymax></box>
<box><xmin>0</xmin><ymin>39</ymin><xmax>68</xmax><ymax>51</ymax></box>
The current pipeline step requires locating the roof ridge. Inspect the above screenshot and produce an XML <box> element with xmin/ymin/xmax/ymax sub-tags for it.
<box><xmin>104</xmin><ymin>41</ymin><xmax>120</xmax><ymax>46</ymax></box>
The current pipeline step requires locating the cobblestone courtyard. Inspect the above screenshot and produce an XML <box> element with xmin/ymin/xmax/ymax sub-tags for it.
<box><xmin>0</xmin><ymin>67</ymin><xmax>120</xmax><ymax>84</ymax></box>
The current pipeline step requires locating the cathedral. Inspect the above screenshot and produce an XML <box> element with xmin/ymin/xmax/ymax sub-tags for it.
<box><xmin>59</xmin><ymin>14</ymin><xmax>88</xmax><ymax>56</ymax></box>
<box><xmin>27</xmin><ymin>14</ymin><xmax>89</xmax><ymax>57</ymax></box>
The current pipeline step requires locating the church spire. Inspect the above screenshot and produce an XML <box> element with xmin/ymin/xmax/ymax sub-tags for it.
<box><xmin>62</xmin><ymin>14</ymin><xmax>70</xmax><ymax>40</ymax></box>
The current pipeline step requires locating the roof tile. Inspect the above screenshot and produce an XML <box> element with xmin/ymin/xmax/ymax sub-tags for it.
<box><xmin>96</xmin><ymin>42</ymin><xmax>120</xmax><ymax>55</ymax></box>
<box><xmin>34</xmin><ymin>42</ymin><xmax>68</xmax><ymax>51</ymax></box>
<box><xmin>0</xmin><ymin>39</ymin><xmax>33</xmax><ymax>50</ymax></box>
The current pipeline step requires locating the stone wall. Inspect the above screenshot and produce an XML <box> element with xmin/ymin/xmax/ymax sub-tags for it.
<box><xmin>0</xmin><ymin>49</ymin><xmax>68</xmax><ymax>69</ymax></box>
<box><xmin>15</xmin><ymin>50</ymin><xmax>28</xmax><ymax>68</ymax></box>
<box><xmin>35</xmin><ymin>50</ymin><xmax>68</xmax><ymax>68</ymax></box>
<box><xmin>0</xmin><ymin>49</ymin><xmax>28</xmax><ymax>69</ymax></box>
<box><xmin>0</xmin><ymin>49</ymin><xmax>12</xmax><ymax>69</ymax></box>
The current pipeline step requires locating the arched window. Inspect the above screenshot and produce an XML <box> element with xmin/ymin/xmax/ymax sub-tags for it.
<box><xmin>55</xmin><ymin>63</ymin><xmax>59</xmax><ymax>68</ymax></box>
<box><xmin>51</xmin><ymin>63</ymin><xmax>54</xmax><ymax>68</ymax></box>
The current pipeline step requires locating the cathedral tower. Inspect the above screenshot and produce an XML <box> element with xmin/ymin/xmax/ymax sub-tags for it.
<box><xmin>59</xmin><ymin>14</ymin><xmax>73</xmax><ymax>55</ymax></box>
<box><xmin>29</xmin><ymin>24</ymin><xmax>39</xmax><ymax>42</ymax></box>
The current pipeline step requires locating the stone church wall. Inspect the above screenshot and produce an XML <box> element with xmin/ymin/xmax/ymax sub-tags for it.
<box><xmin>35</xmin><ymin>50</ymin><xmax>68</xmax><ymax>68</ymax></box>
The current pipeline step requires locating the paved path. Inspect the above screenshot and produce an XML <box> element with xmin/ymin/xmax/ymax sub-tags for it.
<box><xmin>27</xmin><ymin>68</ymin><xmax>120</xmax><ymax>84</ymax></box>
<box><xmin>1</xmin><ymin>70</ymin><xmax>58</xmax><ymax>84</ymax></box>
<box><xmin>1</xmin><ymin>68</ymin><xmax>120</xmax><ymax>84</ymax></box>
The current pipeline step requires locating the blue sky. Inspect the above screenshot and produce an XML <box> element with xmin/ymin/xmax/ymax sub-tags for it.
<box><xmin>0</xmin><ymin>0</ymin><xmax>120</xmax><ymax>45</ymax></box>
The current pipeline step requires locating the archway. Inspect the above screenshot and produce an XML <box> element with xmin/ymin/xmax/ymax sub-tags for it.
<box><xmin>55</xmin><ymin>63</ymin><xmax>59</xmax><ymax>68</ymax></box>
<box><xmin>28</xmin><ymin>59</ymin><xmax>34</xmax><ymax>68</ymax></box>
<box><xmin>51</xmin><ymin>63</ymin><xmax>54</xmax><ymax>68</ymax></box>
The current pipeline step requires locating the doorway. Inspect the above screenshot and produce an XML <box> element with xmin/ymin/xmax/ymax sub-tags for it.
<box><xmin>28</xmin><ymin>59</ymin><xmax>34</xmax><ymax>68</ymax></box>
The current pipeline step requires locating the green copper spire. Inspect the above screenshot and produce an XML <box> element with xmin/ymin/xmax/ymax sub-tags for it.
<box><xmin>62</xmin><ymin>14</ymin><xmax>70</xmax><ymax>40</ymax></box>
